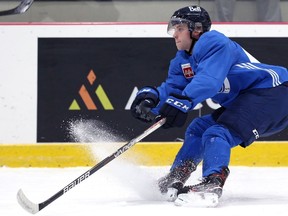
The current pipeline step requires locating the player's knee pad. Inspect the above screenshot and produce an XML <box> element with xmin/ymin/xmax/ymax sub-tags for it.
<box><xmin>185</xmin><ymin>115</ymin><xmax>215</xmax><ymax>137</ymax></box>
<box><xmin>202</xmin><ymin>124</ymin><xmax>237</xmax><ymax>148</ymax></box>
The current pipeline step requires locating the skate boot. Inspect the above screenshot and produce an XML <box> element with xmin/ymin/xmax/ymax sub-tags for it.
<box><xmin>175</xmin><ymin>167</ymin><xmax>229</xmax><ymax>207</ymax></box>
<box><xmin>158</xmin><ymin>160</ymin><xmax>196</xmax><ymax>201</ymax></box>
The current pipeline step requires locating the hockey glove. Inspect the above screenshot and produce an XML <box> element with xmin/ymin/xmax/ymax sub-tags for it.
<box><xmin>158</xmin><ymin>94</ymin><xmax>192</xmax><ymax>129</ymax></box>
<box><xmin>131</xmin><ymin>86</ymin><xmax>160</xmax><ymax>123</ymax></box>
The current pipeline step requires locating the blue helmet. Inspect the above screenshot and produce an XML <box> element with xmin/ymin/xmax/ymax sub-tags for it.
<box><xmin>168</xmin><ymin>6</ymin><xmax>212</xmax><ymax>35</ymax></box>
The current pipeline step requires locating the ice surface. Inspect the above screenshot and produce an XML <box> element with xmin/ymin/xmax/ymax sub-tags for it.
<box><xmin>2</xmin><ymin>120</ymin><xmax>288</xmax><ymax>215</ymax></box>
<box><xmin>1</xmin><ymin>165</ymin><xmax>288</xmax><ymax>216</ymax></box>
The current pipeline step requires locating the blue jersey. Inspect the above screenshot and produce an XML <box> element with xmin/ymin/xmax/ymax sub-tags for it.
<box><xmin>154</xmin><ymin>30</ymin><xmax>288</xmax><ymax>113</ymax></box>
<box><xmin>155</xmin><ymin>50</ymin><xmax>191</xmax><ymax>110</ymax></box>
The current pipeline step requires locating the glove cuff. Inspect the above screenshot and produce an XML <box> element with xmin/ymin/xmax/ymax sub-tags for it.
<box><xmin>137</xmin><ymin>86</ymin><xmax>160</xmax><ymax>104</ymax></box>
<box><xmin>165</xmin><ymin>94</ymin><xmax>192</xmax><ymax>113</ymax></box>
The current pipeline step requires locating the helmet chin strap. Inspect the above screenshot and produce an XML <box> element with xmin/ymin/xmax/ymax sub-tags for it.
<box><xmin>186</xmin><ymin>32</ymin><xmax>203</xmax><ymax>55</ymax></box>
<box><xmin>187</xmin><ymin>38</ymin><xmax>197</xmax><ymax>55</ymax></box>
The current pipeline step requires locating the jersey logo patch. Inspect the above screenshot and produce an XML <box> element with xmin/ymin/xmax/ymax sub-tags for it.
<box><xmin>181</xmin><ymin>63</ymin><xmax>194</xmax><ymax>78</ymax></box>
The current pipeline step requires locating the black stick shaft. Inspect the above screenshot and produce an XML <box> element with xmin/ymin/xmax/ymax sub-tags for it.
<box><xmin>35</xmin><ymin>118</ymin><xmax>166</xmax><ymax>212</ymax></box>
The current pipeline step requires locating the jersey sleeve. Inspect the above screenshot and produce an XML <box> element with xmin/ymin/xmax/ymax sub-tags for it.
<box><xmin>151</xmin><ymin>51</ymin><xmax>190</xmax><ymax>114</ymax></box>
<box><xmin>182</xmin><ymin>31</ymin><xmax>240</xmax><ymax>108</ymax></box>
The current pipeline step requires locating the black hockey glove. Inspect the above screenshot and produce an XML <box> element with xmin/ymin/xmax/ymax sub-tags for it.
<box><xmin>131</xmin><ymin>86</ymin><xmax>160</xmax><ymax>123</ymax></box>
<box><xmin>158</xmin><ymin>93</ymin><xmax>192</xmax><ymax>129</ymax></box>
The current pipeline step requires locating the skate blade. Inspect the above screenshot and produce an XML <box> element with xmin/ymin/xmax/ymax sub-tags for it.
<box><xmin>175</xmin><ymin>192</ymin><xmax>219</xmax><ymax>207</ymax></box>
<box><xmin>161</xmin><ymin>188</ymin><xmax>178</xmax><ymax>202</ymax></box>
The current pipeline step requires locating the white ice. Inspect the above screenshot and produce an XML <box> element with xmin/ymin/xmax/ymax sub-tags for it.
<box><xmin>2</xmin><ymin>119</ymin><xmax>288</xmax><ymax>215</ymax></box>
<box><xmin>1</xmin><ymin>164</ymin><xmax>288</xmax><ymax>216</ymax></box>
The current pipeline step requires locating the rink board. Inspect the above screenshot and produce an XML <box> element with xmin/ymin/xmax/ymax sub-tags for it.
<box><xmin>0</xmin><ymin>141</ymin><xmax>288</xmax><ymax>167</ymax></box>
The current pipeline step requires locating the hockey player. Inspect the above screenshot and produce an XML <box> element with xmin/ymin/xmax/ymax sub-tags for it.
<box><xmin>131</xmin><ymin>5</ymin><xmax>288</xmax><ymax>206</ymax></box>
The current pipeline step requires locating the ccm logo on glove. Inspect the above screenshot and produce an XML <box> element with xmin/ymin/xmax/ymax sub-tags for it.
<box><xmin>165</xmin><ymin>96</ymin><xmax>191</xmax><ymax>113</ymax></box>
<box><xmin>159</xmin><ymin>94</ymin><xmax>192</xmax><ymax>129</ymax></box>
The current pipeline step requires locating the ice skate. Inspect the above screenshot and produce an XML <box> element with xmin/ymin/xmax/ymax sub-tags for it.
<box><xmin>158</xmin><ymin>160</ymin><xmax>196</xmax><ymax>201</ymax></box>
<box><xmin>175</xmin><ymin>167</ymin><xmax>229</xmax><ymax>207</ymax></box>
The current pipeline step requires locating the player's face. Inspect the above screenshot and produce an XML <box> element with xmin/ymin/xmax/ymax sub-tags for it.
<box><xmin>172</xmin><ymin>24</ymin><xmax>192</xmax><ymax>51</ymax></box>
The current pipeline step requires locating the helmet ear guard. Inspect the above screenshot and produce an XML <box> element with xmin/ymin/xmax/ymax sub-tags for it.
<box><xmin>193</xmin><ymin>22</ymin><xmax>204</xmax><ymax>33</ymax></box>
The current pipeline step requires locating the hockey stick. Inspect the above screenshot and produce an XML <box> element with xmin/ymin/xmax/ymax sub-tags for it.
<box><xmin>17</xmin><ymin>118</ymin><xmax>166</xmax><ymax>214</ymax></box>
<box><xmin>0</xmin><ymin>0</ymin><xmax>34</xmax><ymax>16</ymax></box>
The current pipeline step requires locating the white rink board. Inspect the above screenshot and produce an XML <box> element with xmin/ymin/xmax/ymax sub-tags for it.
<box><xmin>0</xmin><ymin>23</ymin><xmax>287</xmax><ymax>143</ymax></box>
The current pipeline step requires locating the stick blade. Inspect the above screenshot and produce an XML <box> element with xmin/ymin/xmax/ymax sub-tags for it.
<box><xmin>17</xmin><ymin>189</ymin><xmax>39</xmax><ymax>214</ymax></box>
<box><xmin>0</xmin><ymin>0</ymin><xmax>34</xmax><ymax>16</ymax></box>
<box><xmin>16</xmin><ymin>0</ymin><xmax>34</xmax><ymax>13</ymax></box>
